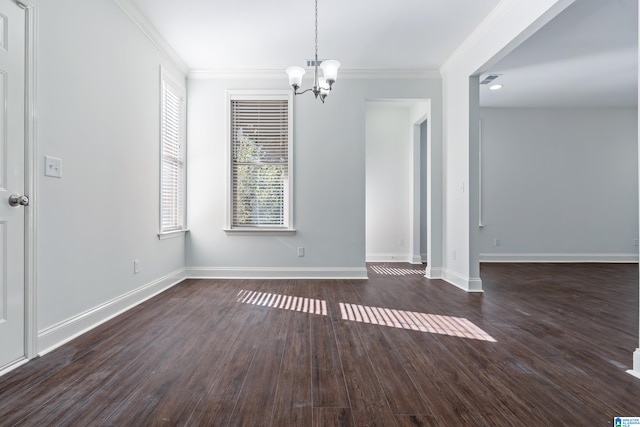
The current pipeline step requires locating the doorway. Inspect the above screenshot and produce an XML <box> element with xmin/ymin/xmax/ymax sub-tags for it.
<box><xmin>365</xmin><ymin>100</ymin><xmax>429</xmax><ymax>265</ymax></box>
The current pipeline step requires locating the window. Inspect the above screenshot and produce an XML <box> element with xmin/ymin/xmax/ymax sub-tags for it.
<box><xmin>227</xmin><ymin>91</ymin><xmax>293</xmax><ymax>232</ymax></box>
<box><xmin>159</xmin><ymin>69</ymin><xmax>186</xmax><ymax>236</ymax></box>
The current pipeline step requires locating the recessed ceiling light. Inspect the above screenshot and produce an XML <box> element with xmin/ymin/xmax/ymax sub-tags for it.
<box><xmin>489</xmin><ymin>84</ymin><xmax>503</xmax><ymax>90</ymax></box>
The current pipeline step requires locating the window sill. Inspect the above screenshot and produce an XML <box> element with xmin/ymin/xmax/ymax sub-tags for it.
<box><xmin>224</xmin><ymin>228</ymin><xmax>296</xmax><ymax>236</ymax></box>
<box><xmin>158</xmin><ymin>230</ymin><xmax>189</xmax><ymax>240</ymax></box>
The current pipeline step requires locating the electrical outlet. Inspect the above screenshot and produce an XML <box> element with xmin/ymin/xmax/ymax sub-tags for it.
<box><xmin>45</xmin><ymin>155</ymin><xmax>62</xmax><ymax>178</ymax></box>
<box><xmin>494</xmin><ymin>238</ymin><xmax>501</xmax><ymax>247</ymax></box>
<box><xmin>297</xmin><ymin>247</ymin><xmax>305</xmax><ymax>257</ymax></box>
<box><xmin>634</xmin><ymin>239</ymin><xmax>638</xmax><ymax>247</ymax></box>
<box><xmin>134</xmin><ymin>259</ymin><xmax>140</xmax><ymax>274</ymax></box>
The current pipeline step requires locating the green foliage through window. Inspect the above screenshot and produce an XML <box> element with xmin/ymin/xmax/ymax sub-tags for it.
<box><xmin>231</xmin><ymin>98</ymin><xmax>289</xmax><ymax>227</ymax></box>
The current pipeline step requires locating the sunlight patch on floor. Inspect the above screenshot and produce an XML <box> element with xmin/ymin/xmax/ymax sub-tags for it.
<box><xmin>339</xmin><ymin>302</ymin><xmax>497</xmax><ymax>342</ymax></box>
<box><xmin>237</xmin><ymin>290</ymin><xmax>327</xmax><ymax>315</ymax></box>
<box><xmin>237</xmin><ymin>290</ymin><xmax>496</xmax><ymax>342</ymax></box>
<box><xmin>369</xmin><ymin>265</ymin><xmax>425</xmax><ymax>276</ymax></box>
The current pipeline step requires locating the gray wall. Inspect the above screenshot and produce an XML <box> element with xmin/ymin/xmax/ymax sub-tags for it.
<box><xmin>37</xmin><ymin>0</ymin><xmax>186</xmax><ymax>333</ymax></box>
<box><xmin>186</xmin><ymin>77</ymin><xmax>441</xmax><ymax>275</ymax></box>
<box><xmin>479</xmin><ymin>107</ymin><xmax>638</xmax><ymax>261</ymax></box>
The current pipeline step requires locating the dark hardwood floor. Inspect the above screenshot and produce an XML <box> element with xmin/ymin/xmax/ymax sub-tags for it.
<box><xmin>1</xmin><ymin>263</ymin><xmax>639</xmax><ymax>426</ymax></box>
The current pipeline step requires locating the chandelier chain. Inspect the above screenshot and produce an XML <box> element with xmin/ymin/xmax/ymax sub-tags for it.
<box><xmin>285</xmin><ymin>0</ymin><xmax>339</xmax><ymax>103</ymax></box>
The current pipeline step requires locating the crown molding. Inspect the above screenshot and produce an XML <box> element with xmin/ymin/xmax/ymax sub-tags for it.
<box><xmin>188</xmin><ymin>68</ymin><xmax>441</xmax><ymax>80</ymax></box>
<box><xmin>342</xmin><ymin>69</ymin><xmax>441</xmax><ymax>79</ymax></box>
<box><xmin>113</xmin><ymin>0</ymin><xmax>189</xmax><ymax>74</ymax></box>
<box><xmin>189</xmin><ymin>69</ymin><xmax>284</xmax><ymax>80</ymax></box>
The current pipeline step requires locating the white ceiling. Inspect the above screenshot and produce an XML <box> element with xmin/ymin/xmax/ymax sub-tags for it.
<box><xmin>480</xmin><ymin>0</ymin><xmax>638</xmax><ymax>108</ymax></box>
<box><xmin>128</xmin><ymin>0</ymin><xmax>638</xmax><ymax>108</ymax></box>
<box><xmin>128</xmin><ymin>0</ymin><xmax>500</xmax><ymax>70</ymax></box>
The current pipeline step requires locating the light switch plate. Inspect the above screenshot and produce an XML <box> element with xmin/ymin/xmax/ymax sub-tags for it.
<box><xmin>45</xmin><ymin>155</ymin><xmax>62</xmax><ymax>178</ymax></box>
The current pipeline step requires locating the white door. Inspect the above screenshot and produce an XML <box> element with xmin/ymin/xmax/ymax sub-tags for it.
<box><xmin>0</xmin><ymin>0</ymin><xmax>26</xmax><ymax>369</ymax></box>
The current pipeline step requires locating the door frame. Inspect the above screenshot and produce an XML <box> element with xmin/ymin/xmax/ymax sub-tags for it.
<box><xmin>364</xmin><ymin>99</ymin><xmax>434</xmax><ymax>266</ymax></box>
<box><xmin>0</xmin><ymin>0</ymin><xmax>37</xmax><ymax>375</ymax></box>
<box><xmin>16</xmin><ymin>0</ymin><xmax>37</xmax><ymax>361</ymax></box>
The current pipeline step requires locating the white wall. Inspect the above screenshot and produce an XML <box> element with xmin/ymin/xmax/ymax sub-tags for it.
<box><xmin>365</xmin><ymin>104</ymin><xmax>411</xmax><ymax>261</ymax></box>
<box><xmin>439</xmin><ymin>0</ymin><xmax>575</xmax><ymax>291</ymax></box>
<box><xmin>479</xmin><ymin>107</ymin><xmax>639</xmax><ymax>261</ymax></box>
<box><xmin>186</xmin><ymin>76</ymin><xmax>442</xmax><ymax>277</ymax></box>
<box><xmin>420</xmin><ymin>121</ymin><xmax>429</xmax><ymax>261</ymax></box>
<box><xmin>634</xmin><ymin>0</ymin><xmax>640</xmax><ymax>379</ymax></box>
<box><xmin>36</xmin><ymin>0</ymin><xmax>186</xmax><ymax>350</ymax></box>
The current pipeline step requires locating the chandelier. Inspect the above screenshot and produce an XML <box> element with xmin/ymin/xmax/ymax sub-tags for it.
<box><xmin>285</xmin><ymin>0</ymin><xmax>340</xmax><ymax>103</ymax></box>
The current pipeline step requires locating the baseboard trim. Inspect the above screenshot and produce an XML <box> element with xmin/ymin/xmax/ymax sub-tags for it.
<box><xmin>37</xmin><ymin>269</ymin><xmax>186</xmax><ymax>356</ymax></box>
<box><xmin>410</xmin><ymin>255</ymin><xmax>423</xmax><ymax>265</ymax></box>
<box><xmin>0</xmin><ymin>357</ymin><xmax>29</xmax><ymax>378</ymax></box>
<box><xmin>365</xmin><ymin>254</ymin><xmax>410</xmax><ymax>263</ymax></box>
<box><xmin>185</xmin><ymin>267</ymin><xmax>369</xmax><ymax>280</ymax></box>
<box><xmin>479</xmin><ymin>253</ymin><xmax>639</xmax><ymax>263</ymax></box>
<box><xmin>629</xmin><ymin>349</ymin><xmax>640</xmax><ymax>380</ymax></box>
<box><xmin>425</xmin><ymin>266</ymin><xmax>443</xmax><ymax>279</ymax></box>
<box><xmin>442</xmin><ymin>269</ymin><xmax>484</xmax><ymax>293</ymax></box>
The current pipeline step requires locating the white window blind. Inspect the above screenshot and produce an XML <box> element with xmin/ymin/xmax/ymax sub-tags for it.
<box><xmin>160</xmin><ymin>73</ymin><xmax>186</xmax><ymax>234</ymax></box>
<box><xmin>230</xmin><ymin>96</ymin><xmax>291</xmax><ymax>228</ymax></box>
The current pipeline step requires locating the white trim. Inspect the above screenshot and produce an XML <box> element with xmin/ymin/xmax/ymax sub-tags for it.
<box><xmin>37</xmin><ymin>269</ymin><xmax>186</xmax><ymax>356</ymax></box>
<box><xmin>442</xmin><ymin>269</ymin><xmax>484</xmax><ymax>292</ymax></box>
<box><xmin>159</xmin><ymin>66</ymin><xmax>187</xmax><ymax>235</ymax></box>
<box><xmin>223</xmin><ymin>228</ymin><xmax>296</xmax><ymax>236</ymax></box>
<box><xmin>440</xmin><ymin>0</ymin><xmax>518</xmax><ymax>75</ymax></box>
<box><xmin>365</xmin><ymin>254</ymin><xmax>411</xmax><ymax>263</ymax></box>
<box><xmin>479</xmin><ymin>253</ymin><xmax>640</xmax><ymax>263</ymax></box>
<box><xmin>185</xmin><ymin>267</ymin><xmax>368</xmax><ymax>280</ymax></box>
<box><xmin>226</xmin><ymin>89</ymin><xmax>294</xmax><ymax>100</ymax></box>
<box><xmin>226</xmin><ymin>90</ymin><xmax>294</xmax><ymax>231</ymax></box>
<box><xmin>478</xmin><ymin>119</ymin><xmax>484</xmax><ymax>228</ymax></box>
<box><xmin>637</xmin><ymin>0</ymin><xmax>640</xmax><ymax>384</ymax></box>
<box><xmin>342</xmin><ymin>69</ymin><xmax>440</xmax><ymax>79</ymax></box>
<box><xmin>425</xmin><ymin>266</ymin><xmax>443</xmax><ymax>279</ymax></box>
<box><xmin>628</xmin><ymin>349</ymin><xmax>640</xmax><ymax>380</ymax></box>
<box><xmin>189</xmin><ymin>69</ymin><xmax>441</xmax><ymax>80</ymax></box>
<box><xmin>158</xmin><ymin>230</ymin><xmax>188</xmax><ymax>240</ymax></box>
<box><xmin>0</xmin><ymin>357</ymin><xmax>29</xmax><ymax>378</ymax></box>
<box><xmin>191</xmin><ymin>69</ymin><xmax>294</xmax><ymax>80</ymax></box>
<box><xmin>113</xmin><ymin>0</ymin><xmax>188</xmax><ymax>74</ymax></box>
<box><xmin>14</xmin><ymin>0</ymin><xmax>36</xmax><ymax>8</ymax></box>
<box><xmin>439</xmin><ymin>0</ymin><xmax>575</xmax><ymax>76</ymax></box>
<box><xmin>15</xmin><ymin>0</ymin><xmax>38</xmax><ymax>361</ymax></box>
<box><xmin>409</xmin><ymin>255</ymin><xmax>422</xmax><ymax>265</ymax></box>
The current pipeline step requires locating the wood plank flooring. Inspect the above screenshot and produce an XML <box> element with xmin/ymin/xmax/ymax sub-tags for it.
<box><xmin>1</xmin><ymin>263</ymin><xmax>639</xmax><ymax>426</ymax></box>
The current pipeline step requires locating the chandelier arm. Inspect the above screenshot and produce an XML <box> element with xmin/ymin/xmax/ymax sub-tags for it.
<box><xmin>294</xmin><ymin>87</ymin><xmax>316</xmax><ymax>96</ymax></box>
<box><xmin>285</xmin><ymin>0</ymin><xmax>338</xmax><ymax>103</ymax></box>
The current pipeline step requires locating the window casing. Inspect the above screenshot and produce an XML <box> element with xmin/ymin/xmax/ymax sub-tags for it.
<box><xmin>227</xmin><ymin>91</ymin><xmax>293</xmax><ymax>232</ymax></box>
<box><xmin>160</xmin><ymin>69</ymin><xmax>186</xmax><ymax>236</ymax></box>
